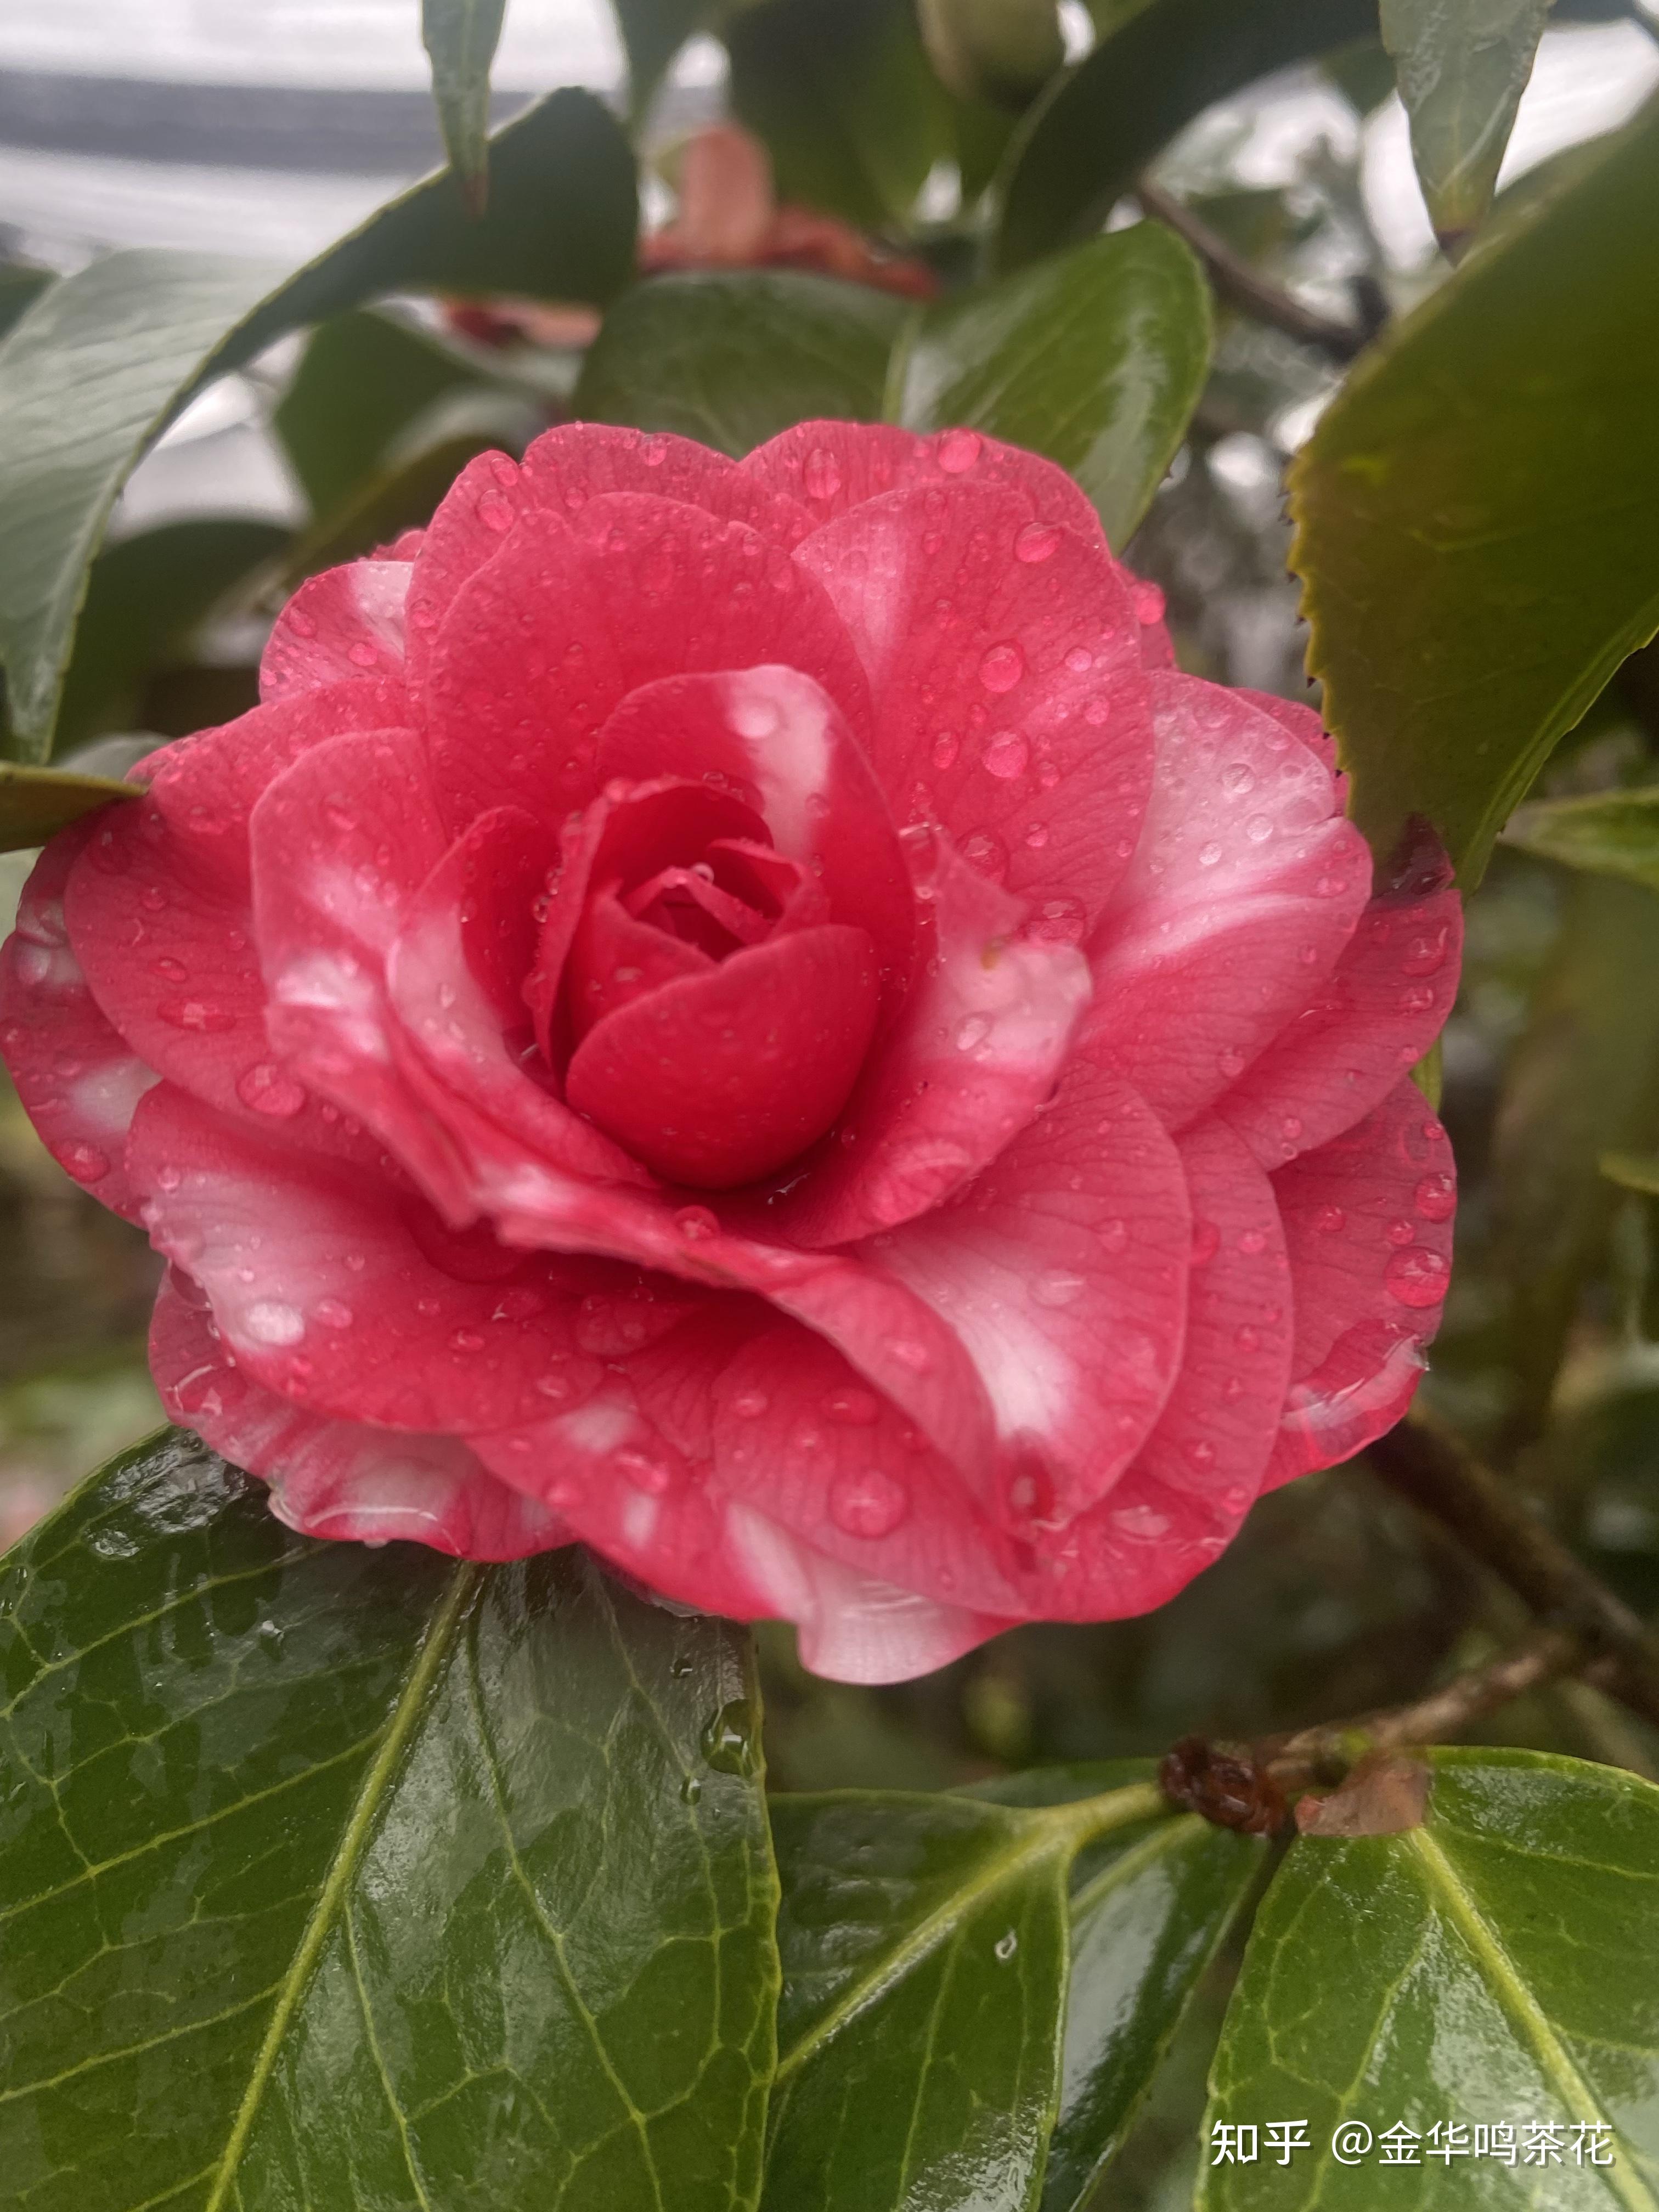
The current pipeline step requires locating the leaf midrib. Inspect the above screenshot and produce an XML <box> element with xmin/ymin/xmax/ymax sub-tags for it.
<box><xmin>1408</xmin><ymin>1825</ymin><xmax>1659</xmax><ymax>2212</ymax></box>
<box><xmin>200</xmin><ymin>1560</ymin><xmax>481</xmax><ymax>2212</ymax></box>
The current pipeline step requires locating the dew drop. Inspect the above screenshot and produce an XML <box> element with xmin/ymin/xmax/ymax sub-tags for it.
<box><xmin>731</xmin><ymin>1389</ymin><xmax>770</xmax><ymax>1419</ymax></box>
<box><xmin>347</xmin><ymin>639</ymin><xmax>379</xmax><ymax>668</ymax></box>
<box><xmin>314</xmin><ymin>1298</ymin><xmax>354</xmax><ymax>1330</ymax></box>
<box><xmin>244</xmin><ymin>1301</ymin><xmax>304</xmax><ymax>1346</ymax></box>
<box><xmin>1221</xmin><ymin>761</ymin><xmax>1256</xmax><ymax>797</ymax></box>
<box><xmin>1014</xmin><ymin>521</ymin><xmax>1062</xmax><ymax>563</ymax></box>
<box><xmin>1245</xmin><ymin>814</ymin><xmax>1273</xmax><ymax>844</ymax></box>
<box><xmin>60</xmin><ymin>1142</ymin><xmax>109</xmax><ymax>1182</ymax></box>
<box><xmin>978</xmin><ymin>642</ymin><xmax>1025</xmax><ymax>695</ymax></box>
<box><xmin>617</xmin><ymin>1448</ymin><xmax>675</xmax><ymax>1495</ymax></box>
<box><xmin>1314</xmin><ymin>1204</ymin><xmax>1346</xmax><ymax>1235</ymax></box>
<box><xmin>449</xmin><ymin>1327</ymin><xmax>486</xmax><ymax>1352</ymax></box>
<box><xmin>675</xmin><ymin>1205</ymin><xmax>719</xmax><ymax>1242</ymax></box>
<box><xmin>159</xmin><ymin>998</ymin><xmax>238</xmax><ymax>1034</ymax></box>
<box><xmin>829</xmin><ymin>1466</ymin><xmax>910</xmax><ymax>1538</ymax></box>
<box><xmin>1184</xmin><ymin>1438</ymin><xmax>1216</xmax><ymax>1470</ymax></box>
<box><xmin>701</xmin><ymin>1698</ymin><xmax>759</xmax><ymax>1775</ymax></box>
<box><xmin>826</xmin><ymin>1386</ymin><xmax>880</xmax><ymax>1425</ymax></box>
<box><xmin>1384</xmin><ymin>1217</ymin><xmax>1417</xmax><ymax>1247</ymax></box>
<box><xmin>1414</xmin><ymin>1171</ymin><xmax>1455</xmax><ymax>1223</ymax></box>
<box><xmin>982</xmin><ymin>731</ymin><xmax>1029</xmax><ymax>778</ymax></box>
<box><xmin>1190</xmin><ymin>1218</ymin><xmax>1220</xmax><ymax>1265</ymax></box>
<box><xmin>803</xmin><ymin>447</ymin><xmax>843</xmax><ymax>501</ymax></box>
<box><xmin>936</xmin><ymin>427</ymin><xmax>982</xmax><ymax>473</ymax></box>
<box><xmin>1064</xmin><ymin>645</ymin><xmax>1094</xmax><ymax>674</ymax></box>
<box><xmin>477</xmin><ymin>490</ymin><xmax>515</xmax><ymax>533</ymax></box>
<box><xmin>1402</xmin><ymin>926</ymin><xmax>1450</xmax><ymax>977</ymax></box>
<box><xmin>237</xmin><ymin>1062</ymin><xmax>307</xmax><ymax>1118</ymax></box>
<box><xmin>1217</xmin><ymin>1046</ymin><xmax>1246</xmax><ymax>1079</ymax></box>
<box><xmin>891</xmin><ymin>1338</ymin><xmax>933</xmax><ymax>1373</ymax></box>
<box><xmin>1237</xmin><ymin>1228</ymin><xmax>1267</xmax><ymax>1255</ymax></box>
<box><xmin>961</xmin><ymin>828</ymin><xmax>1009</xmax><ymax>881</ymax></box>
<box><xmin>680</xmin><ymin>1775</ymin><xmax>703</xmax><ymax>1805</ymax></box>
<box><xmin>1397</xmin><ymin>983</ymin><xmax>1436</xmax><ymax>1015</ymax></box>
<box><xmin>994</xmin><ymin>1929</ymin><xmax>1019</xmax><ymax>1962</ymax></box>
<box><xmin>1384</xmin><ymin>1245</ymin><xmax>1449</xmax><ymax>1308</ymax></box>
<box><xmin>1031</xmin><ymin>1268</ymin><xmax>1086</xmax><ymax>1307</ymax></box>
<box><xmin>1031</xmin><ymin>895</ymin><xmax>1086</xmax><ymax>945</ymax></box>
<box><xmin>955</xmin><ymin>1013</ymin><xmax>992</xmax><ymax>1053</ymax></box>
<box><xmin>1111</xmin><ymin>1503</ymin><xmax>1171</xmax><ymax>1541</ymax></box>
<box><xmin>1197</xmin><ymin>839</ymin><xmax>1223</xmax><ymax>868</ymax></box>
<box><xmin>932</xmin><ymin>731</ymin><xmax>960</xmax><ymax>769</ymax></box>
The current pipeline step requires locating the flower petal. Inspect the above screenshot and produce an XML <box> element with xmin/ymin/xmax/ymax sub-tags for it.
<box><xmin>423</xmin><ymin>495</ymin><xmax>872</xmax><ymax>834</ymax></box>
<box><xmin>565</xmin><ymin>923</ymin><xmax>881</xmax><ymax>1188</ymax></box>
<box><xmin>872</xmin><ymin>1052</ymin><xmax>1191</xmax><ymax>1524</ymax></box>
<box><xmin>259</xmin><ymin>560</ymin><xmax>411</xmax><ymax>699</ymax></box>
<box><xmin>743</xmin><ymin>420</ymin><xmax>1104</xmax><ymax>541</ymax></box>
<box><xmin>153</xmin><ymin>1269</ymin><xmax>565</xmax><ymax>1560</ymax></box>
<box><xmin>1266</xmin><ymin>1079</ymin><xmax>1454</xmax><ymax>1487</ymax></box>
<box><xmin>594</xmin><ymin>664</ymin><xmax>916</xmax><ymax>1017</ymax></box>
<box><xmin>760</xmin><ymin>825</ymin><xmax>1090</xmax><ymax>1246</ymax></box>
<box><xmin>1085</xmin><ymin>671</ymin><xmax>1372</xmax><ymax>1128</ymax></box>
<box><xmin>792</xmin><ymin>480</ymin><xmax>1153</xmax><ymax>926</ymax></box>
<box><xmin>131</xmin><ymin>1084</ymin><xmax>602</xmax><ymax>1432</ymax></box>
<box><xmin>0</xmin><ymin>822</ymin><xmax>157</xmax><ymax>1218</ymax></box>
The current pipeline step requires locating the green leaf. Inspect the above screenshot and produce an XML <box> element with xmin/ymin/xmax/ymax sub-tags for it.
<box><xmin>55</xmin><ymin>518</ymin><xmax>290</xmax><ymax>752</ymax></box>
<box><xmin>764</xmin><ymin>1775</ymin><xmax>1169</xmax><ymax>2211</ymax></box>
<box><xmin>1380</xmin><ymin>0</ymin><xmax>1550</xmax><ymax>252</ymax></box>
<box><xmin>1202</xmin><ymin>1748</ymin><xmax>1659</xmax><ymax>2208</ymax></box>
<box><xmin>1505</xmin><ymin>787</ymin><xmax>1659</xmax><ymax>897</ymax></box>
<box><xmin>274</xmin><ymin>308</ymin><xmax>484</xmax><ymax>519</ymax></box>
<box><xmin>1604</xmin><ymin>1151</ymin><xmax>1659</xmax><ymax>1198</ymax></box>
<box><xmin>575</xmin><ymin>270</ymin><xmax>913</xmax><ymax>455</ymax></box>
<box><xmin>422</xmin><ymin>0</ymin><xmax>510</xmax><ymax>207</ymax></box>
<box><xmin>992</xmin><ymin>0</ymin><xmax>1376</xmax><ymax>272</ymax></box>
<box><xmin>0</xmin><ymin>88</ymin><xmax>635</xmax><ymax>763</ymax></box>
<box><xmin>726</xmin><ymin>0</ymin><xmax>953</xmax><ymax>231</ymax></box>
<box><xmin>917</xmin><ymin>0</ymin><xmax>1066</xmax><ymax>108</ymax></box>
<box><xmin>1288</xmin><ymin>97</ymin><xmax>1659</xmax><ymax>884</ymax></box>
<box><xmin>0</xmin><ymin>1429</ymin><xmax>779</xmax><ymax>2212</ymax></box>
<box><xmin>0</xmin><ymin>760</ymin><xmax>133</xmax><ymax>853</ymax></box>
<box><xmin>968</xmin><ymin>1764</ymin><xmax>1265</xmax><ymax>2212</ymax></box>
<box><xmin>896</xmin><ymin>220</ymin><xmax>1212</xmax><ymax>549</ymax></box>
<box><xmin>0</xmin><ymin>263</ymin><xmax>52</xmax><ymax>342</ymax></box>
<box><xmin>612</xmin><ymin>0</ymin><xmax>725</xmax><ymax>111</ymax></box>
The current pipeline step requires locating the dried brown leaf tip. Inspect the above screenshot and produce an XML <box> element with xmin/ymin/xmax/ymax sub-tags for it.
<box><xmin>1295</xmin><ymin>1752</ymin><xmax>1432</xmax><ymax>1838</ymax></box>
<box><xmin>1160</xmin><ymin>1735</ymin><xmax>1288</xmax><ymax>1836</ymax></box>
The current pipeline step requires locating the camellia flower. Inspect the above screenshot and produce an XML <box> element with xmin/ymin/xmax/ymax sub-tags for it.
<box><xmin>0</xmin><ymin>422</ymin><xmax>1459</xmax><ymax>1681</ymax></box>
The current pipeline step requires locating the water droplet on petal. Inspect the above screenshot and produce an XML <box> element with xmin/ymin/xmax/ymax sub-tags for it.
<box><xmin>1197</xmin><ymin>840</ymin><xmax>1223</xmax><ymax>867</ymax></box>
<box><xmin>244</xmin><ymin>1301</ymin><xmax>304</xmax><ymax>1346</ymax></box>
<box><xmin>61</xmin><ymin>1142</ymin><xmax>109</xmax><ymax>1182</ymax></box>
<box><xmin>1014</xmin><ymin>521</ymin><xmax>1062</xmax><ymax>563</ymax></box>
<box><xmin>932</xmin><ymin>731</ymin><xmax>960</xmax><ymax>769</ymax></box>
<box><xmin>982</xmin><ymin>731</ymin><xmax>1029</xmax><ymax>778</ymax></box>
<box><xmin>1111</xmin><ymin>1502</ymin><xmax>1171</xmax><ymax>1541</ymax></box>
<box><xmin>803</xmin><ymin>446</ymin><xmax>843</xmax><ymax>501</ymax></box>
<box><xmin>450</xmin><ymin>1328</ymin><xmax>486</xmax><ymax>1352</ymax></box>
<box><xmin>314</xmin><ymin>1299</ymin><xmax>354</xmax><ymax>1329</ymax></box>
<box><xmin>731</xmin><ymin>1389</ymin><xmax>770</xmax><ymax>1419</ymax></box>
<box><xmin>1402</xmin><ymin>926</ymin><xmax>1450</xmax><ymax>977</ymax></box>
<box><xmin>978</xmin><ymin>642</ymin><xmax>1025</xmax><ymax>694</ymax></box>
<box><xmin>955</xmin><ymin>1013</ymin><xmax>992</xmax><ymax>1053</ymax></box>
<box><xmin>1397</xmin><ymin>983</ymin><xmax>1436</xmax><ymax>1014</ymax></box>
<box><xmin>1065</xmin><ymin>645</ymin><xmax>1094</xmax><ymax>674</ymax></box>
<box><xmin>1314</xmin><ymin>1204</ymin><xmax>1346</xmax><ymax>1235</ymax></box>
<box><xmin>936</xmin><ymin>427</ymin><xmax>982</xmax><ymax>473</ymax></box>
<box><xmin>347</xmin><ymin>639</ymin><xmax>378</xmax><ymax>668</ymax></box>
<box><xmin>237</xmin><ymin>1062</ymin><xmax>307</xmax><ymax>1118</ymax></box>
<box><xmin>1190</xmin><ymin>1219</ymin><xmax>1220</xmax><ymax>1265</ymax></box>
<box><xmin>1221</xmin><ymin>762</ymin><xmax>1256</xmax><ymax>796</ymax></box>
<box><xmin>1032</xmin><ymin>1268</ymin><xmax>1086</xmax><ymax>1307</ymax></box>
<box><xmin>1217</xmin><ymin>1046</ymin><xmax>1246</xmax><ymax>1079</ymax></box>
<box><xmin>829</xmin><ymin>1467</ymin><xmax>910</xmax><ymax>1538</ymax></box>
<box><xmin>159</xmin><ymin>999</ymin><xmax>237</xmax><ymax>1034</ymax></box>
<box><xmin>477</xmin><ymin>490</ymin><xmax>515</xmax><ymax>533</ymax></box>
<box><xmin>1414</xmin><ymin>1172</ymin><xmax>1455</xmax><ymax>1222</ymax></box>
<box><xmin>675</xmin><ymin>1205</ymin><xmax>719</xmax><ymax>1242</ymax></box>
<box><xmin>1384</xmin><ymin>1245</ymin><xmax>1449</xmax><ymax>1308</ymax></box>
<box><xmin>891</xmin><ymin>1339</ymin><xmax>932</xmax><ymax>1373</ymax></box>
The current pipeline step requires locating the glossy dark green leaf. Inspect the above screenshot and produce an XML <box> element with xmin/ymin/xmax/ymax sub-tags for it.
<box><xmin>968</xmin><ymin>1764</ymin><xmax>1263</xmax><ymax>2212</ymax></box>
<box><xmin>575</xmin><ymin>270</ymin><xmax>913</xmax><ymax>456</ymax></box>
<box><xmin>274</xmin><ymin>309</ymin><xmax>484</xmax><ymax>518</ymax></box>
<box><xmin>992</xmin><ymin>0</ymin><xmax>1375</xmax><ymax>270</ymax></box>
<box><xmin>1486</xmin><ymin>873</ymin><xmax>1659</xmax><ymax>1452</ymax></box>
<box><xmin>1380</xmin><ymin>0</ymin><xmax>1550</xmax><ymax>252</ymax></box>
<box><xmin>0</xmin><ymin>89</ymin><xmax>635</xmax><ymax>763</ymax></box>
<box><xmin>55</xmin><ymin>518</ymin><xmax>289</xmax><ymax>752</ymax></box>
<box><xmin>0</xmin><ymin>760</ymin><xmax>133</xmax><ymax>852</ymax></box>
<box><xmin>1288</xmin><ymin>98</ymin><xmax>1659</xmax><ymax>884</ymax></box>
<box><xmin>917</xmin><ymin>0</ymin><xmax>1066</xmax><ymax>108</ymax></box>
<box><xmin>422</xmin><ymin>0</ymin><xmax>510</xmax><ymax>206</ymax></box>
<box><xmin>1201</xmin><ymin>1749</ymin><xmax>1659</xmax><ymax>2208</ymax></box>
<box><xmin>896</xmin><ymin>221</ymin><xmax>1211</xmax><ymax>549</ymax></box>
<box><xmin>726</xmin><ymin>0</ymin><xmax>953</xmax><ymax>230</ymax></box>
<box><xmin>764</xmin><ymin>1774</ymin><xmax>1169</xmax><ymax>2211</ymax></box>
<box><xmin>612</xmin><ymin>0</ymin><xmax>724</xmax><ymax>110</ymax></box>
<box><xmin>285</xmin><ymin>387</ymin><xmax>545</xmax><ymax>579</ymax></box>
<box><xmin>0</xmin><ymin>1429</ymin><xmax>778</xmax><ymax>2212</ymax></box>
<box><xmin>1504</xmin><ymin>787</ymin><xmax>1659</xmax><ymax>897</ymax></box>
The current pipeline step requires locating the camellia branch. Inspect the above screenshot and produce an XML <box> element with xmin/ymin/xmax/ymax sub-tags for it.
<box><xmin>1365</xmin><ymin>1415</ymin><xmax>1659</xmax><ymax>1736</ymax></box>
<box><xmin>1134</xmin><ymin>176</ymin><xmax>1369</xmax><ymax>364</ymax></box>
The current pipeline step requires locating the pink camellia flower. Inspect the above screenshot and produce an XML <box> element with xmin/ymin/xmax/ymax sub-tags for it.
<box><xmin>0</xmin><ymin>422</ymin><xmax>1459</xmax><ymax>1681</ymax></box>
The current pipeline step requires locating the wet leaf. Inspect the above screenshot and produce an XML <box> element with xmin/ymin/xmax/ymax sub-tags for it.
<box><xmin>726</xmin><ymin>0</ymin><xmax>953</xmax><ymax>231</ymax></box>
<box><xmin>576</xmin><ymin>270</ymin><xmax>913</xmax><ymax>455</ymax></box>
<box><xmin>993</xmin><ymin>0</ymin><xmax>1376</xmax><ymax>270</ymax></box>
<box><xmin>422</xmin><ymin>0</ymin><xmax>510</xmax><ymax>208</ymax></box>
<box><xmin>1380</xmin><ymin>0</ymin><xmax>1550</xmax><ymax>252</ymax></box>
<box><xmin>1505</xmin><ymin>787</ymin><xmax>1659</xmax><ymax>898</ymax></box>
<box><xmin>0</xmin><ymin>1430</ymin><xmax>778</xmax><ymax>2212</ymax></box>
<box><xmin>1288</xmin><ymin>97</ymin><xmax>1659</xmax><ymax>883</ymax></box>
<box><xmin>764</xmin><ymin>1774</ymin><xmax>1169</xmax><ymax>2211</ymax></box>
<box><xmin>0</xmin><ymin>761</ymin><xmax>133</xmax><ymax>853</ymax></box>
<box><xmin>0</xmin><ymin>89</ymin><xmax>635</xmax><ymax>762</ymax></box>
<box><xmin>1202</xmin><ymin>1748</ymin><xmax>1659</xmax><ymax>2206</ymax></box>
<box><xmin>55</xmin><ymin>518</ymin><xmax>290</xmax><ymax>752</ymax></box>
<box><xmin>970</xmin><ymin>1764</ymin><xmax>1265</xmax><ymax>2212</ymax></box>
<box><xmin>896</xmin><ymin>221</ymin><xmax>1211</xmax><ymax>549</ymax></box>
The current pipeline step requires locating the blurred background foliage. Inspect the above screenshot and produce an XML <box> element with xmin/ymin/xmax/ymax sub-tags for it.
<box><xmin>3</xmin><ymin>7</ymin><xmax>1659</xmax><ymax>2195</ymax></box>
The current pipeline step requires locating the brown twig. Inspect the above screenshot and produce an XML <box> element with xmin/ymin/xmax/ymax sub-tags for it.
<box><xmin>1267</xmin><ymin>1626</ymin><xmax>1594</xmax><ymax>1792</ymax></box>
<box><xmin>1135</xmin><ymin>177</ymin><xmax>1369</xmax><ymax>364</ymax></box>
<box><xmin>1366</xmin><ymin>1416</ymin><xmax>1659</xmax><ymax>1736</ymax></box>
